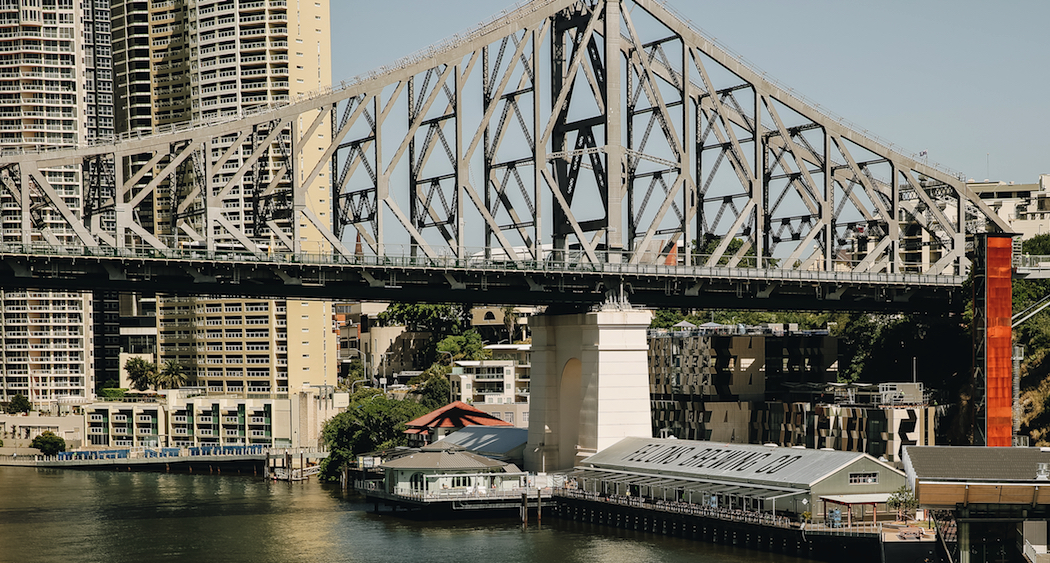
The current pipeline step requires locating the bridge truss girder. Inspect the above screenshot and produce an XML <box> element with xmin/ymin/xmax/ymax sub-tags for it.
<box><xmin>0</xmin><ymin>0</ymin><xmax>1009</xmax><ymax>308</ymax></box>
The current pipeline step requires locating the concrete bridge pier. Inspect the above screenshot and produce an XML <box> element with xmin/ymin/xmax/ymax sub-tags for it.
<box><xmin>525</xmin><ymin>308</ymin><xmax>653</xmax><ymax>472</ymax></box>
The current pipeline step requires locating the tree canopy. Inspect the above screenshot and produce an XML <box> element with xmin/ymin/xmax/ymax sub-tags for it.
<box><xmin>30</xmin><ymin>431</ymin><xmax>66</xmax><ymax>456</ymax></box>
<box><xmin>7</xmin><ymin>394</ymin><xmax>30</xmax><ymax>414</ymax></box>
<box><xmin>317</xmin><ymin>392</ymin><xmax>429</xmax><ymax>481</ymax></box>
<box><xmin>435</xmin><ymin>329</ymin><xmax>489</xmax><ymax>362</ymax></box>
<box><xmin>408</xmin><ymin>373</ymin><xmax>452</xmax><ymax>411</ymax></box>
<box><xmin>1015</xmin><ymin>234</ymin><xmax>1050</xmax><ymax>445</ymax></box>
<box><xmin>375</xmin><ymin>303</ymin><xmax>469</xmax><ymax>335</ymax></box>
<box><xmin>375</xmin><ymin>303</ymin><xmax>473</xmax><ymax>367</ymax></box>
<box><xmin>124</xmin><ymin>357</ymin><xmax>158</xmax><ymax>391</ymax></box>
<box><xmin>98</xmin><ymin>388</ymin><xmax>127</xmax><ymax>399</ymax></box>
<box><xmin>124</xmin><ymin>358</ymin><xmax>193</xmax><ymax>390</ymax></box>
<box><xmin>156</xmin><ymin>360</ymin><xmax>194</xmax><ymax>389</ymax></box>
<box><xmin>887</xmin><ymin>485</ymin><xmax>919</xmax><ymax>521</ymax></box>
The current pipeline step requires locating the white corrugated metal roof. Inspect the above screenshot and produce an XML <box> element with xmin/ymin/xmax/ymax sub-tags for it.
<box><xmin>581</xmin><ymin>437</ymin><xmax>894</xmax><ymax>490</ymax></box>
<box><xmin>438</xmin><ymin>426</ymin><xmax>527</xmax><ymax>457</ymax></box>
<box><xmin>567</xmin><ymin>467</ymin><xmax>808</xmax><ymax>498</ymax></box>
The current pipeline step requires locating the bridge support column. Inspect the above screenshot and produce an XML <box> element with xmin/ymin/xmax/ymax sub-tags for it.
<box><xmin>525</xmin><ymin>307</ymin><xmax>652</xmax><ymax>472</ymax></box>
<box><xmin>973</xmin><ymin>233</ymin><xmax>1014</xmax><ymax>446</ymax></box>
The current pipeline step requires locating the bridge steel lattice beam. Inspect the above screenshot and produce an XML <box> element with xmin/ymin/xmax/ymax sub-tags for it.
<box><xmin>0</xmin><ymin>0</ymin><xmax>1009</xmax><ymax>310</ymax></box>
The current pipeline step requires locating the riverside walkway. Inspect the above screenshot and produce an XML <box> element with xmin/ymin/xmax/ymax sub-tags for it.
<box><xmin>0</xmin><ymin>446</ymin><xmax>327</xmax><ymax>476</ymax></box>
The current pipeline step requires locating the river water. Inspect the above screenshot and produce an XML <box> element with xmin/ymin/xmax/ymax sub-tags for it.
<box><xmin>0</xmin><ymin>466</ymin><xmax>813</xmax><ymax>563</ymax></box>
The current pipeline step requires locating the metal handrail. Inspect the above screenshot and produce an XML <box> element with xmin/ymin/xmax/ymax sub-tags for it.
<box><xmin>0</xmin><ymin>242</ymin><xmax>965</xmax><ymax>286</ymax></box>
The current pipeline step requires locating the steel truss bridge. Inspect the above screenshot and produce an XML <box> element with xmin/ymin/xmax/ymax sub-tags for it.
<box><xmin>0</xmin><ymin>0</ymin><xmax>1009</xmax><ymax>310</ymax></box>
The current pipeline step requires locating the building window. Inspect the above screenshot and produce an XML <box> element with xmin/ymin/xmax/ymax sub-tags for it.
<box><xmin>848</xmin><ymin>472</ymin><xmax>878</xmax><ymax>484</ymax></box>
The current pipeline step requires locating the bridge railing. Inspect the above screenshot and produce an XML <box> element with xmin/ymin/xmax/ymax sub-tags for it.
<box><xmin>0</xmin><ymin>241</ymin><xmax>964</xmax><ymax>285</ymax></box>
<box><xmin>1015</xmin><ymin>255</ymin><xmax>1050</xmax><ymax>270</ymax></box>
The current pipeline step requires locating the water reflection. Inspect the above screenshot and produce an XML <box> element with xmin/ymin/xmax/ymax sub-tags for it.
<box><xmin>0</xmin><ymin>467</ymin><xmax>813</xmax><ymax>563</ymax></box>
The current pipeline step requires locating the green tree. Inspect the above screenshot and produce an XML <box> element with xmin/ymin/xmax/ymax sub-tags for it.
<box><xmin>317</xmin><ymin>392</ymin><xmax>429</xmax><ymax>481</ymax></box>
<box><xmin>30</xmin><ymin>431</ymin><xmax>66</xmax><ymax>456</ymax></box>
<box><xmin>435</xmin><ymin>329</ymin><xmax>489</xmax><ymax>362</ymax></box>
<box><xmin>376</xmin><ymin>303</ymin><xmax>469</xmax><ymax>335</ymax></box>
<box><xmin>416</xmin><ymin>375</ymin><xmax>451</xmax><ymax>410</ymax></box>
<box><xmin>98</xmin><ymin>388</ymin><xmax>127</xmax><ymax>399</ymax></box>
<box><xmin>376</xmin><ymin>303</ymin><xmax>472</xmax><ymax>367</ymax></box>
<box><xmin>155</xmin><ymin>360</ymin><xmax>193</xmax><ymax>390</ymax></box>
<box><xmin>650</xmin><ymin>308</ymin><xmax>689</xmax><ymax>329</ymax></box>
<box><xmin>694</xmin><ymin>235</ymin><xmax>766</xmax><ymax>267</ymax></box>
<box><xmin>1015</xmin><ymin>234</ymin><xmax>1050</xmax><ymax>445</ymax></box>
<box><xmin>124</xmin><ymin>357</ymin><xmax>158</xmax><ymax>391</ymax></box>
<box><xmin>7</xmin><ymin>393</ymin><xmax>30</xmax><ymax>413</ymax></box>
<box><xmin>886</xmin><ymin>485</ymin><xmax>919</xmax><ymax>522</ymax></box>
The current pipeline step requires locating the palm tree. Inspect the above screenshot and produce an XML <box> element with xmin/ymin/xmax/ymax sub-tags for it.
<box><xmin>155</xmin><ymin>360</ymin><xmax>193</xmax><ymax>389</ymax></box>
<box><xmin>124</xmin><ymin>357</ymin><xmax>158</xmax><ymax>391</ymax></box>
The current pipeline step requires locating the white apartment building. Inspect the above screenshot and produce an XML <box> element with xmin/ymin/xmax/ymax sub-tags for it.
<box><xmin>452</xmin><ymin>344</ymin><xmax>531</xmax><ymax>427</ymax></box>
<box><xmin>111</xmin><ymin>0</ymin><xmax>337</xmax><ymax>395</ymax></box>
<box><xmin>157</xmin><ymin>297</ymin><xmax>336</xmax><ymax>395</ymax></box>
<box><xmin>0</xmin><ymin>0</ymin><xmax>110</xmax><ymax>408</ymax></box>
<box><xmin>969</xmin><ymin>174</ymin><xmax>1050</xmax><ymax>240</ymax></box>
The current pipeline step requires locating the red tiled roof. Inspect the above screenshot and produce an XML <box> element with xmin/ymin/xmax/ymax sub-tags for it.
<box><xmin>405</xmin><ymin>401</ymin><xmax>513</xmax><ymax>430</ymax></box>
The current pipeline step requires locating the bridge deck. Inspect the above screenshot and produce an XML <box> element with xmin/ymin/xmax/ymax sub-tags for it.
<box><xmin>0</xmin><ymin>243</ymin><xmax>965</xmax><ymax>311</ymax></box>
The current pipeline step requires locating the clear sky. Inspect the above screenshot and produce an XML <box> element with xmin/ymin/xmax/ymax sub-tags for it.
<box><xmin>331</xmin><ymin>0</ymin><xmax>1049</xmax><ymax>184</ymax></box>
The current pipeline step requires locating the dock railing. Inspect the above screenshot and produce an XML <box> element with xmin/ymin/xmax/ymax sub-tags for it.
<box><xmin>554</xmin><ymin>488</ymin><xmax>795</xmax><ymax>529</ymax></box>
<box><xmin>1025</xmin><ymin>540</ymin><xmax>1050</xmax><ymax>563</ymax></box>
<box><xmin>802</xmin><ymin>521</ymin><xmax>883</xmax><ymax>537</ymax></box>
<box><xmin>356</xmin><ymin>474</ymin><xmax>551</xmax><ymax>504</ymax></box>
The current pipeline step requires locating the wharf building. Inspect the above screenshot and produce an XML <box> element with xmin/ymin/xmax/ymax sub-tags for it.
<box><xmin>110</xmin><ymin>0</ymin><xmax>336</xmax><ymax>396</ymax></box>
<box><xmin>0</xmin><ymin>0</ymin><xmax>114</xmax><ymax>409</ymax></box>
<box><xmin>648</xmin><ymin>324</ymin><xmax>935</xmax><ymax>462</ymax></box>
<box><xmin>569</xmin><ymin>436</ymin><xmax>906</xmax><ymax>522</ymax></box>
<box><xmin>903</xmin><ymin>445</ymin><xmax>1050</xmax><ymax>563</ymax></box>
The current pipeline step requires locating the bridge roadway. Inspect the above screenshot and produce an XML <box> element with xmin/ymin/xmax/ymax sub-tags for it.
<box><xmin>0</xmin><ymin>242</ymin><xmax>964</xmax><ymax>312</ymax></box>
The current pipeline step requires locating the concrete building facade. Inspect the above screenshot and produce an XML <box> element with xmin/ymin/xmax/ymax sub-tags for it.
<box><xmin>82</xmin><ymin>385</ymin><xmax>345</xmax><ymax>449</ymax></box>
<box><xmin>969</xmin><ymin>175</ymin><xmax>1050</xmax><ymax>241</ymax></box>
<box><xmin>647</xmin><ymin>326</ymin><xmax>933</xmax><ymax>461</ymax></box>
<box><xmin>649</xmin><ymin>325</ymin><xmax>838</xmax><ymax>441</ymax></box>
<box><xmin>0</xmin><ymin>0</ymin><xmax>112</xmax><ymax>408</ymax></box>
<box><xmin>108</xmin><ymin>0</ymin><xmax>337</xmax><ymax>396</ymax></box>
<box><xmin>156</xmin><ymin>297</ymin><xmax>337</xmax><ymax>396</ymax></box>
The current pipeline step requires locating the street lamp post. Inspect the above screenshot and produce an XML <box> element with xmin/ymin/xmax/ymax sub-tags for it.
<box><xmin>345</xmin><ymin>347</ymin><xmax>370</xmax><ymax>393</ymax></box>
<box><xmin>439</xmin><ymin>350</ymin><xmax>455</xmax><ymax>404</ymax></box>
